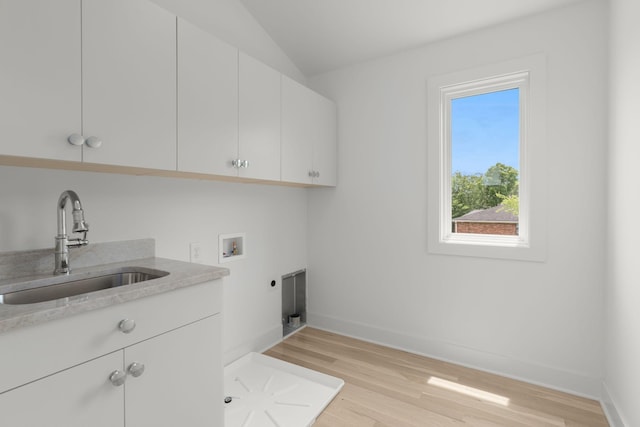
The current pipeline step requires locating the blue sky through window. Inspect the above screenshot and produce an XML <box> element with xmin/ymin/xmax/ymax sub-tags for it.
<box><xmin>451</xmin><ymin>88</ymin><xmax>520</xmax><ymax>175</ymax></box>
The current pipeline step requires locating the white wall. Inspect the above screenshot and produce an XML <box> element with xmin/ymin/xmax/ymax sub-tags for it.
<box><xmin>0</xmin><ymin>166</ymin><xmax>307</xmax><ymax>364</ymax></box>
<box><xmin>604</xmin><ymin>0</ymin><xmax>640</xmax><ymax>425</ymax></box>
<box><xmin>149</xmin><ymin>0</ymin><xmax>306</xmax><ymax>83</ymax></box>
<box><xmin>307</xmin><ymin>0</ymin><xmax>608</xmax><ymax>398</ymax></box>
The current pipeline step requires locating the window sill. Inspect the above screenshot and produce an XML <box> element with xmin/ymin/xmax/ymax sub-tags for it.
<box><xmin>428</xmin><ymin>233</ymin><xmax>545</xmax><ymax>262</ymax></box>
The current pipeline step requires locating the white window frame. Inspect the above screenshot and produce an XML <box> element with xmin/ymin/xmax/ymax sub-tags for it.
<box><xmin>427</xmin><ymin>54</ymin><xmax>547</xmax><ymax>261</ymax></box>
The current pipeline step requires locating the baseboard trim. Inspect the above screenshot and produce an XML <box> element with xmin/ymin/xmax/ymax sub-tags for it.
<box><xmin>308</xmin><ymin>312</ymin><xmax>601</xmax><ymax>399</ymax></box>
<box><xmin>601</xmin><ymin>383</ymin><xmax>627</xmax><ymax>427</ymax></box>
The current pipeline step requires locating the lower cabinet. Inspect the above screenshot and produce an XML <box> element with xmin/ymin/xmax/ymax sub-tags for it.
<box><xmin>0</xmin><ymin>280</ymin><xmax>223</xmax><ymax>427</ymax></box>
<box><xmin>125</xmin><ymin>315</ymin><xmax>222</xmax><ymax>426</ymax></box>
<box><xmin>0</xmin><ymin>314</ymin><xmax>221</xmax><ymax>427</ymax></box>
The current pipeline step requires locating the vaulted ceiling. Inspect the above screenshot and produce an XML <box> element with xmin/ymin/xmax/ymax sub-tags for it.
<box><xmin>238</xmin><ymin>0</ymin><xmax>590</xmax><ymax>76</ymax></box>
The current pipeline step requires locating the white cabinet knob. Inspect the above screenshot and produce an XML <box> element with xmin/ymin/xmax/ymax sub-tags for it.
<box><xmin>67</xmin><ymin>134</ymin><xmax>85</xmax><ymax>146</ymax></box>
<box><xmin>118</xmin><ymin>318</ymin><xmax>136</xmax><ymax>334</ymax></box>
<box><xmin>127</xmin><ymin>362</ymin><xmax>145</xmax><ymax>378</ymax></box>
<box><xmin>67</xmin><ymin>134</ymin><xmax>102</xmax><ymax>148</ymax></box>
<box><xmin>109</xmin><ymin>370</ymin><xmax>127</xmax><ymax>387</ymax></box>
<box><xmin>85</xmin><ymin>136</ymin><xmax>102</xmax><ymax>148</ymax></box>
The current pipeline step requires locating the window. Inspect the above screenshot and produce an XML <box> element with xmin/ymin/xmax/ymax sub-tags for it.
<box><xmin>427</xmin><ymin>55</ymin><xmax>547</xmax><ymax>261</ymax></box>
<box><xmin>451</xmin><ymin>88</ymin><xmax>521</xmax><ymax>236</ymax></box>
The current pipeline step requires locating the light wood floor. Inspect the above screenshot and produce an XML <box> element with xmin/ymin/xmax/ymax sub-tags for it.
<box><xmin>264</xmin><ymin>327</ymin><xmax>608</xmax><ymax>427</ymax></box>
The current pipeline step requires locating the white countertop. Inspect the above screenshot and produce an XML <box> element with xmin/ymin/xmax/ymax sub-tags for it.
<box><xmin>0</xmin><ymin>241</ymin><xmax>229</xmax><ymax>333</ymax></box>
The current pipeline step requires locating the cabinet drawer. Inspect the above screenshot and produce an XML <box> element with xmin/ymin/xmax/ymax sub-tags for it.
<box><xmin>0</xmin><ymin>280</ymin><xmax>221</xmax><ymax>394</ymax></box>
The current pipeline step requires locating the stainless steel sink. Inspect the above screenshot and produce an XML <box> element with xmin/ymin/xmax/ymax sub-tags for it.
<box><xmin>0</xmin><ymin>268</ymin><xmax>169</xmax><ymax>305</ymax></box>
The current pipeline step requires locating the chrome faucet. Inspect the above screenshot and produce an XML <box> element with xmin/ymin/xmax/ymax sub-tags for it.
<box><xmin>54</xmin><ymin>190</ymin><xmax>89</xmax><ymax>275</ymax></box>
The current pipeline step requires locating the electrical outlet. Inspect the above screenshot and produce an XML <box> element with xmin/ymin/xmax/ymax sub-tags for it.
<box><xmin>190</xmin><ymin>242</ymin><xmax>203</xmax><ymax>264</ymax></box>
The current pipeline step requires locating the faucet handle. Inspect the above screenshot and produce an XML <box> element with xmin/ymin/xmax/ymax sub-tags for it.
<box><xmin>67</xmin><ymin>231</ymin><xmax>89</xmax><ymax>247</ymax></box>
<box><xmin>67</xmin><ymin>239</ymin><xmax>89</xmax><ymax>248</ymax></box>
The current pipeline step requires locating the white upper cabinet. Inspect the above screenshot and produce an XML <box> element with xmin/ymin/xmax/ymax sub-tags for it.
<box><xmin>281</xmin><ymin>76</ymin><xmax>314</xmax><ymax>184</ymax></box>
<box><xmin>81</xmin><ymin>0</ymin><xmax>177</xmax><ymax>170</ymax></box>
<box><xmin>0</xmin><ymin>0</ymin><xmax>82</xmax><ymax>161</ymax></box>
<box><xmin>0</xmin><ymin>1</ymin><xmax>337</xmax><ymax>187</ymax></box>
<box><xmin>282</xmin><ymin>76</ymin><xmax>337</xmax><ymax>186</ymax></box>
<box><xmin>177</xmin><ymin>18</ymin><xmax>238</xmax><ymax>176</ymax></box>
<box><xmin>312</xmin><ymin>92</ymin><xmax>338</xmax><ymax>186</ymax></box>
<box><xmin>238</xmin><ymin>52</ymin><xmax>281</xmax><ymax>181</ymax></box>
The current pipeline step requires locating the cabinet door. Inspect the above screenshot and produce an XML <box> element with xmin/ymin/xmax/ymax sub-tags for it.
<box><xmin>81</xmin><ymin>0</ymin><xmax>176</xmax><ymax>170</ymax></box>
<box><xmin>0</xmin><ymin>0</ymin><xmax>81</xmax><ymax>161</ymax></box>
<box><xmin>177</xmin><ymin>18</ymin><xmax>238</xmax><ymax>176</ymax></box>
<box><xmin>125</xmin><ymin>315</ymin><xmax>222</xmax><ymax>427</ymax></box>
<box><xmin>281</xmin><ymin>76</ymin><xmax>337</xmax><ymax>186</ymax></box>
<box><xmin>0</xmin><ymin>351</ymin><xmax>124</xmax><ymax>427</ymax></box>
<box><xmin>312</xmin><ymin>94</ymin><xmax>337</xmax><ymax>186</ymax></box>
<box><xmin>281</xmin><ymin>76</ymin><xmax>314</xmax><ymax>184</ymax></box>
<box><xmin>238</xmin><ymin>53</ymin><xmax>281</xmax><ymax>181</ymax></box>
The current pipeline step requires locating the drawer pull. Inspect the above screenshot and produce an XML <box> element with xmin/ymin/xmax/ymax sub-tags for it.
<box><xmin>118</xmin><ymin>318</ymin><xmax>136</xmax><ymax>334</ymax></box>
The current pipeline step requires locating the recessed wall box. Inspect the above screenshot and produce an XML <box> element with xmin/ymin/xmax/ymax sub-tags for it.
<box><xmin>218</xmin><ymin>233</ymin><xmax>245</xmax><ymax>263</ymax></box>
<box><xmin>282</xmin><ymin>269</ymin><xmax>306</xmax><ymax>337</ymax></box>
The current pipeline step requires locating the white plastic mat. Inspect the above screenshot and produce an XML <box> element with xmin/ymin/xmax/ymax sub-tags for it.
<box><xmin>224</xmin><ymin>352</ymin><xmax>344</xmax><ymax>427</ymax></box>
